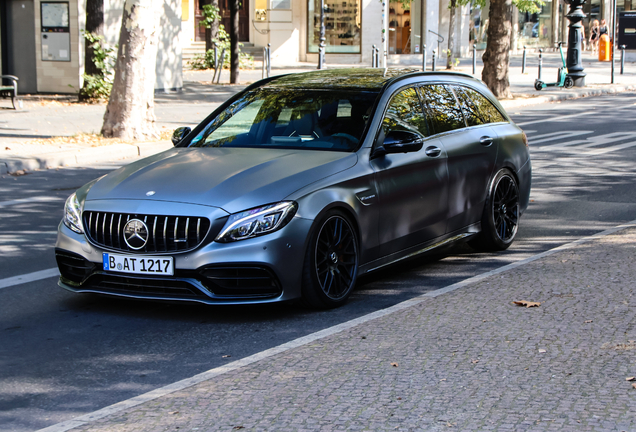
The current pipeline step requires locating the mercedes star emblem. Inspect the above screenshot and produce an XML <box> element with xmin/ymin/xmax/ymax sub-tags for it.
<box><xmin>123</xmin><ymin>219</ymin><xmax>149</xmax><ymax>250</ymax></box>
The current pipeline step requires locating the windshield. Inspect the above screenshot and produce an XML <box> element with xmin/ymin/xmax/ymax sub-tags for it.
<box><xmin>189</xmin><ymin>88</ymin><xmax>379</xmax><ymax>151</ymax></box>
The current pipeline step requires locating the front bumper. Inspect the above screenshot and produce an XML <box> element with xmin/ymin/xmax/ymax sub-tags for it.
<box><xmin>55</xmin><ymin>214</ymin><xmax>313</xmax><ymax>305</ymax></box>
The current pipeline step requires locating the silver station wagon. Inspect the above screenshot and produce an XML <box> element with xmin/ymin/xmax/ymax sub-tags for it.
<box><xmin>56</xmin><ymin>69</ymin><xmax>531</xmax><ymax>309</ymax></box>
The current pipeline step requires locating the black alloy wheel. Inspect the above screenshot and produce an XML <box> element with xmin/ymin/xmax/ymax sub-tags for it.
<box><xmin>471</xmin><ymin>169</ymin><xmax>520</xmax><ymax>251</ymax></box>
<box><xmin>302</xmin><ymin>211</ymin><xmax>359</xmax><ymax>309</ymax></box>
<box><xmin>491</xmin><ymin>172</ymin><xmax>519</xmax><ymax>244</ymax></box>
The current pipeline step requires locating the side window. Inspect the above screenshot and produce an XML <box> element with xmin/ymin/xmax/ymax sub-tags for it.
<box><xmin>382</xmin><ymin>87</ymin><xmax>430</xmax><ymax>138</ymax></box>
<box><xmin>419</xmin><ymin>85</ymin><xmax>465</xmax><ymax>134</ymax></box>
<box><xmin>466</xmin><ymin>88</ymin><xmax>507</xmax><ymax>124</ymax></box>
<box><xmin>452</xmin><ymin>86</ymin><xmax>485</xmax><ymax>127</ymax></box>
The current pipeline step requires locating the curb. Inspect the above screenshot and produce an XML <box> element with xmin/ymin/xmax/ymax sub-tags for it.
<box><xmin>1</xmin><ymin>141</ymin><xmax>173</xmax><ymax>174</ymax></box>
<box><xmin>500</xmin><ymin>83</ymin><xmax>636</xmax><ymax>109</ymax></box>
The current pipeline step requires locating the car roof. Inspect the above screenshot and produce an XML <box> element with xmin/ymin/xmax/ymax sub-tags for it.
<box><xmin>262</xmin><ymin>68</ymin><xmax>478</xmax><ymax>91</ymax></box>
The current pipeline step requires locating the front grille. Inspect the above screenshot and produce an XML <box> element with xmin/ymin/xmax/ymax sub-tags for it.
<box><xmin>199</xmin><ymin>266</ymin><xmax>282</xmax><ymax>297</ymax></box>
<box><xmin>83</xmin><ymin>211</ymin><xmax>212</xmax><ymax>253</ymax></box>
<box><xmin>56</xmin><ymin>250</ymin><xmax>96</xmax><ymax>284</ymax></box>
<box><xmin>89</xmin><ymin>274</ymin><xmax>208</xmax><ymax>299</ymax></box>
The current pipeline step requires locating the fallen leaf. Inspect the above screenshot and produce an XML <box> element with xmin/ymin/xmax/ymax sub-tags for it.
<box><xmin>471</xmin><ymin>359</ymin><xmax>479</xmax><ymax>364</ymax></box>
<box><xmin>627</xmin><ymin>377</ymin><xmax>636</xmax><ymax>381</ymax></box>
<box><xmin>170</xmin><ymin>411</ymin><xmax>179</xmax><ymax>415</ymax></box>
<box><xmin>397</xmin><ymin>397</ymin><xmax>402</xmax><ymax>400</ymax></box>
<box><xmin>539</xmin><ymin>349</ymin><xmax>547</xmax><ymax>353</ymax></box>
<box><xmin>584</xmin><ymin>320</ymin><xmax>593</xmax><ymax>323</ymax></box>
<box><xmin>513</xmin><ymin>300</ymin><xmax>541</xmax><ymax>308</ymax></box>
<box><xmin>391</xmin><ymin>362</ymin><xmax>398</xmax><ymax>367</ymax></box>
<box><xmin>440</xmin><ymin>379</ymin><xmax>447</xmax><ymax>382</ymax></box>
<box><xmin>222</xmin><ymin>355</ymin><xmax>231</xmax><ymax>358</ymax></box>
<box><xmin>632</xmin><ymin>383</ymin><xmax>636</xmax><ymax>390</ymax></box>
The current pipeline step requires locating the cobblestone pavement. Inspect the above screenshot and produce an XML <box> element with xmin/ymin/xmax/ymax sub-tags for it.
<box><xmin>59</xmin><ymin>227</ymin><xmax>636</xmax><ymax>432</ymax></box>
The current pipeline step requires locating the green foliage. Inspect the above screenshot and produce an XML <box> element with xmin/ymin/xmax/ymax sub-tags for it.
<box><xmin>469</xmin><ymin>0</ymin><xmax>544</xmax><ymax>12</ymax></box>
<box><xmin>199</xmin><ymin>4</ymin><xmax>222</xmax><ymax>29</ymax></box>
<box><xmin>188</xmin><ymin>23</ymin><xmax>253</xmax><ymax>70</ymax></box>
<box><xmin>445</xmin><ymin>49</ymin><xmax>460</xmax><ymax>68</ymax></box>
<box><xmin>79</xmin><ymin>31</ymin><xmax>116</xmax><ymax>101</ymax></box>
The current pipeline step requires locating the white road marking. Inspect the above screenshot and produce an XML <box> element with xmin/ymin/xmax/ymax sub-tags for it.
<box><xmin>36</xmin><ymin>219</ymin><xmax>636</xmax><ymax>432</ymax></box>
<box><xmin>526</xmin><ymin>130</ymin><xmax>593</xmax><ymax>144</ymax></box>
<box><xmin>0</xmin><ymin>196</ymin><xmax>64</xmax><ymax>208</ymax></box>
<box><xmin>516</xmin><ymin>102</ymin><xmax>636</xmax><ymax>127</ymax></box>
<box><xmin>0</xmin><ymin>268</ymin><xmax>59</xmax><ymax>290</ymax></box>
<box><xmin>534</xmin><ymin>131</ymin><xmax>636</xmax><ymax>152</ymax></box>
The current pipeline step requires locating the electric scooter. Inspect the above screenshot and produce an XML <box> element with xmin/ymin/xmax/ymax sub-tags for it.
<box><xmin>534</xmin><ymin>42</ymin><xmax>574</xmax><ymax>90</ymax></box>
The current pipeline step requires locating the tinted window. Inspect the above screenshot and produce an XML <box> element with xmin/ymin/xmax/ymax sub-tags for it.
<box><xmin>419</xmin><ymin>85</ymin><xmax>465</xmax><ymax>134</ymax></box>
<box><xmin>382</xmin><ymin>87</ymin><xmax>430</xmax><ymax>138</ymax></box>
<box><xmin>189</xmin><ymin>88</ymin><xmax>378</xmax><ymax>151</ymax></box>
<box><xmin>452</xmin><ymin>86</ymin><xmax>485</xmax><ymax>127</ymax></box>
<box><xmin>466</xmin><ymin>88</ymin><xmax>507</xmax><ymax>123</ymax></box>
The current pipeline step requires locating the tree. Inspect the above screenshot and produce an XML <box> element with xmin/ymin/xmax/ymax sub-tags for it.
<box><xmin>101</xmin><ymin>0</ymin><xmax>160</xmax><ymax>140</ymax></box>
<box><xmin>447</xmin><ymin>0</ymin><xmax>457</xmax><ymax>69</ymax></box>
<box><xmin>80</xmin><ymin>0</ymin><xmax>104</xmax><ymax>100</ymax></box>
<box><xmin>229</xmin><ymin>0</ymin><xmax>239</xmax><ymax>83</ymax></box>
<box><xmin>200</xmin><ymin>0</ymin><xmax>221</xmax><ymax>52</ymax></box>
<box><xmin>481</xmin><ymin>0</ymin><xmax>543</xmax><ymax>98</ymax></box>
<box><xmin>83</xmin><ymin>0</ymin><xmax>104</xmax><ymax>77</ymax></box>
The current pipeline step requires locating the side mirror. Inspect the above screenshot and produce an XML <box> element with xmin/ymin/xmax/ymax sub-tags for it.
<box><xmin>171</xmin><ymin>126</ymin><xmax>191</xmax><ymax>146</ymax></box>
<box><xmin>372</xmin><ymin>130</ymin><xmax>423</xmax><ymax>158</ymax></box>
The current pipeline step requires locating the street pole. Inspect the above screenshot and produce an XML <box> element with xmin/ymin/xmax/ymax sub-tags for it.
<box><xmin>382</xmin><ymin>1</ymin><xmax>388</xmax><ymax>69</ymax></box>
<box><xmin>318</xmin><ymin>0</ymin><xmax>326</xmax><ymax>70</ymax></box>
<box><xmin>565</xmin><ymin>0</ymin><xmax>587</xmax><ymax>86</ymax></box>
<box><xmin>611</xmin><ymin>0</ymin><xmax>617</xmax><ymax>83</ymax></box>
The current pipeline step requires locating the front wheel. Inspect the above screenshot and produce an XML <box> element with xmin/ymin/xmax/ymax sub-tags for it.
<box><xmin>534</xmin><ymin>81</ymin><xmax>544</xmax><ymax>91</ymax></box>
<box><xmin>470</xmin><ymin>169</ymin><xmax>520</xmax><ymax>251</ymax></box>
<box><xmin>564</xmin><ymin>75</ymin><xmax>574</xmax><ymax>89</ymax></box>
<box><xmin>301</xmin><ymin>211</ymin><xmax>359</xmax><ymax>309</ymax></box>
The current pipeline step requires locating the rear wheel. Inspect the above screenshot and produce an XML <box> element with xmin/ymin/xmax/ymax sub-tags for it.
<box><xmin>301</xmin><ymin>211</ymin><xmax>359</xmax><ymax>309</ymax></box>
<box><xmin>534</xmin><ymin>81</ymin><xmax>544</xmax><ymax>91</ymax></box>
<box><xmin>564</xmin><ymin>75</ymin><xmax>574</xmax><ymax>89</ymax></box>
<box><xmin>470</xmin><ymin>169</ymin><xmax>520</xmax><ymax>251</ymax></box>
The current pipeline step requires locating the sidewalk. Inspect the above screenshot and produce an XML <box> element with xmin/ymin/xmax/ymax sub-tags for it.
<box><xmin>42</xmin><ymin>224</ymin><xmax>636</xmax><ymax>432</ymax></box>
<box><xmin>1</xmin><ymin>50</ymin><xmax>635</xmax><ymax>175</ymax></box>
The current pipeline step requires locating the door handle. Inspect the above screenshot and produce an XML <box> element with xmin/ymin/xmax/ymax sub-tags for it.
<box><xmin>480</xmin><ymin>136</ymin><xmax>494</xmax><ymax>146</ymax></box>
<box><xmin>425</xmin><ymin>146</ymin><xmax>441</xmax><ymax>157</ymax></box>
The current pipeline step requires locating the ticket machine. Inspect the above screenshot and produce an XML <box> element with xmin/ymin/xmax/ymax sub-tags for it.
<box><xmin>40</xmin><ymin>2</ymin><xmax>71</xmax><ymax>62</ymax></box>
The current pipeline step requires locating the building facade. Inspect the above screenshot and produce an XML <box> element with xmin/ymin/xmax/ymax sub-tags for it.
<box><xmin>0</xmin><ymin>0</ymin><xmax>182</xmax><ymax>94</ymax></box>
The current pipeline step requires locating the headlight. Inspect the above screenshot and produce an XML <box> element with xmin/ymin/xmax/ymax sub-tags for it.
<box><xmin>63</xmin><ymin>192</ymin><xmax>83</xmax><ymax>234</ymax></box>
<box><xmin>215</xmin><ymin>201</ymin><xmax>298</xmax><ymax>242</ymax></box>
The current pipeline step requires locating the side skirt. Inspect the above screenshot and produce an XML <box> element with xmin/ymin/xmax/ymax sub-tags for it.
<box><xmin>359</xmin><ymin>222</ymin><xmax>481</xmax><ymax>274</ymax></box>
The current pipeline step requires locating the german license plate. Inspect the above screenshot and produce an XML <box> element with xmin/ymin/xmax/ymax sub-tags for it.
<box><xmin>102</xmin><ymin>253</ymin><xmax>174</xmax><ymax>276</ymax></box>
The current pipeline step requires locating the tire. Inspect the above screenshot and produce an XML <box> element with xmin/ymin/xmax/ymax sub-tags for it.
<box><xmin>470</xmin><ymin>169</ymin><xmax>520</xmax><ymax>251</ymax></box>
<box><xmin>534</xmin><ymin>81</ymin><xmax>544</xmax><ymax>91</ymax></box>
<box><xmin>564</xmin><ymin>75</ymin><xmax>574</xmax><ymax>89</ymax></box>
<box><xmin>301</xmin><ymin>210</ymin><xmax>359</xmax><ymax>309</ymax></box>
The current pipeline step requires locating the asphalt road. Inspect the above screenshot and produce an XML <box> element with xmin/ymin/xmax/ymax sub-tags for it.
<box><xmin>2</xmin><ymin>92</ymin><xmax>636</xmax><ymax>432</ymax></box>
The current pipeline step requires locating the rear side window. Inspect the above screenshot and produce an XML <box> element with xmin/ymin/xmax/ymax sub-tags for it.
<box><xmin>382</xmin><ymin>87</ymin><xmax>430</xmax><ymax>138</ymax></box>
<box><xmin>419</xmin><ymin>85</ymin><xmax>465</xmax><ymax>134</ymax></box>
<box><xmin>452</xmin><ymin>86</ymin><xmax>485</xmax><ymax>127</ymax></box>
<box><xmin>462</xmin><ymin>87</ymin><xmax>507</xmax><ymax>124</ymax></box>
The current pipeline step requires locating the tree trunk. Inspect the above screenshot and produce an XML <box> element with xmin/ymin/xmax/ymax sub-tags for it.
<box><xmin>447</xmin><ymin>0</ymin><xmax>456</xmax><ymax>69</ymax></box>
<box><xmin>229</xmin><ymin>0</ymin><xmax>239</xmax><ymax>83</ymax></box>
<box><xmin>101</xmin><ymin>0</ymin><xmax>160</xmax><ymax>140</ymax></box>
<box><xmin>481</xmin><ymin>0</ymin><xmax>513</xmax><ymax>98</ymax></box>
<box><xmin>84</xmin><ymin>0</ymin><xmax>104</xmax><ymax>77</ymax></box>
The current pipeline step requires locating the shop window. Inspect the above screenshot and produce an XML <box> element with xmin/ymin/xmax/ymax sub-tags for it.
<box><xmin>308</xmin><ymin>0</ymin><xmax>361</xmax><ymax>54</ymax></box>
<box><xmin>388</xmin><ymin>1</ymin><xmax>422</xmax><ymax>54</ymax></box>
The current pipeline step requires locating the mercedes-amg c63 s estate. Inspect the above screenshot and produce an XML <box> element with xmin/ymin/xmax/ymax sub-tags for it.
<box><xmin>55</xmin><ymin>69</ymin><xmax>531</xmax><ymax>309</ymax></box>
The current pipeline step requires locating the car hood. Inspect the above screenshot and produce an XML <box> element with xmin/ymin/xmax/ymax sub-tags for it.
<box><xmin>86</xmin><ymin>147</ymin><xmax>358</xmax><ymax>213</ymax></box>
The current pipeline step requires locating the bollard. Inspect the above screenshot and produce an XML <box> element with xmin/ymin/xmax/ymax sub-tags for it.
<box><xmin>375</xmin><ymin>46</ymin><xmax>380</xmax><ymax>69</ymax></box>
<box><xmin>372</xmin><ymin>45</ymin><xmax>376</xmax><ymax>67</ymax></box>
<box><xmin>267</xmin><ymin>43</ymin><xmax>271</xmax><ymax>78</ymax></box>
<box><xmin>216</xmin><ymin>49</ymin><xmax>226</xmax><ymax>83</ymax></box>
<box><xmin>621</xmin><ymin>45</ymin><xmax>626</xmax><ymax>75</ymax></box>
<box><xmin>422</xmin><ymin>44</ymin><xmax>427</xmax><ymax>71</ymax></box>
<box><xmin>522</xmin><ymin>46</ymin><xmax>527</xmax><ymax>74</ymax></box>
<box><xmin>538</xmin><ymin>49</ymin><xmax>543</xmax><ymax>81</ymax></box>
<box><xmin>472</xmin><ymin>45</ymin><xmax>477</xmax><ymax>75</ymax></box>
<box><xmin>262</xmin><ymin>47</ymin><xmax>267</xmax><ymax>79</ymax></box>
<box><xmin>432</xmin><ymin>49</ymin><xmax>437</xmax><ymax>71</ymax></box>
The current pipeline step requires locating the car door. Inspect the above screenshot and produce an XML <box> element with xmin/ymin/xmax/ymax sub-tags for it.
<box><xmin>370</xmin><ymin>86</ymin><xmax>449</xmax><ymax>257</ymax></box>
<box><xmin>419</xmin><ymin>84</ymin><xmax>498</xmax><ymax>233</ymax></box>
